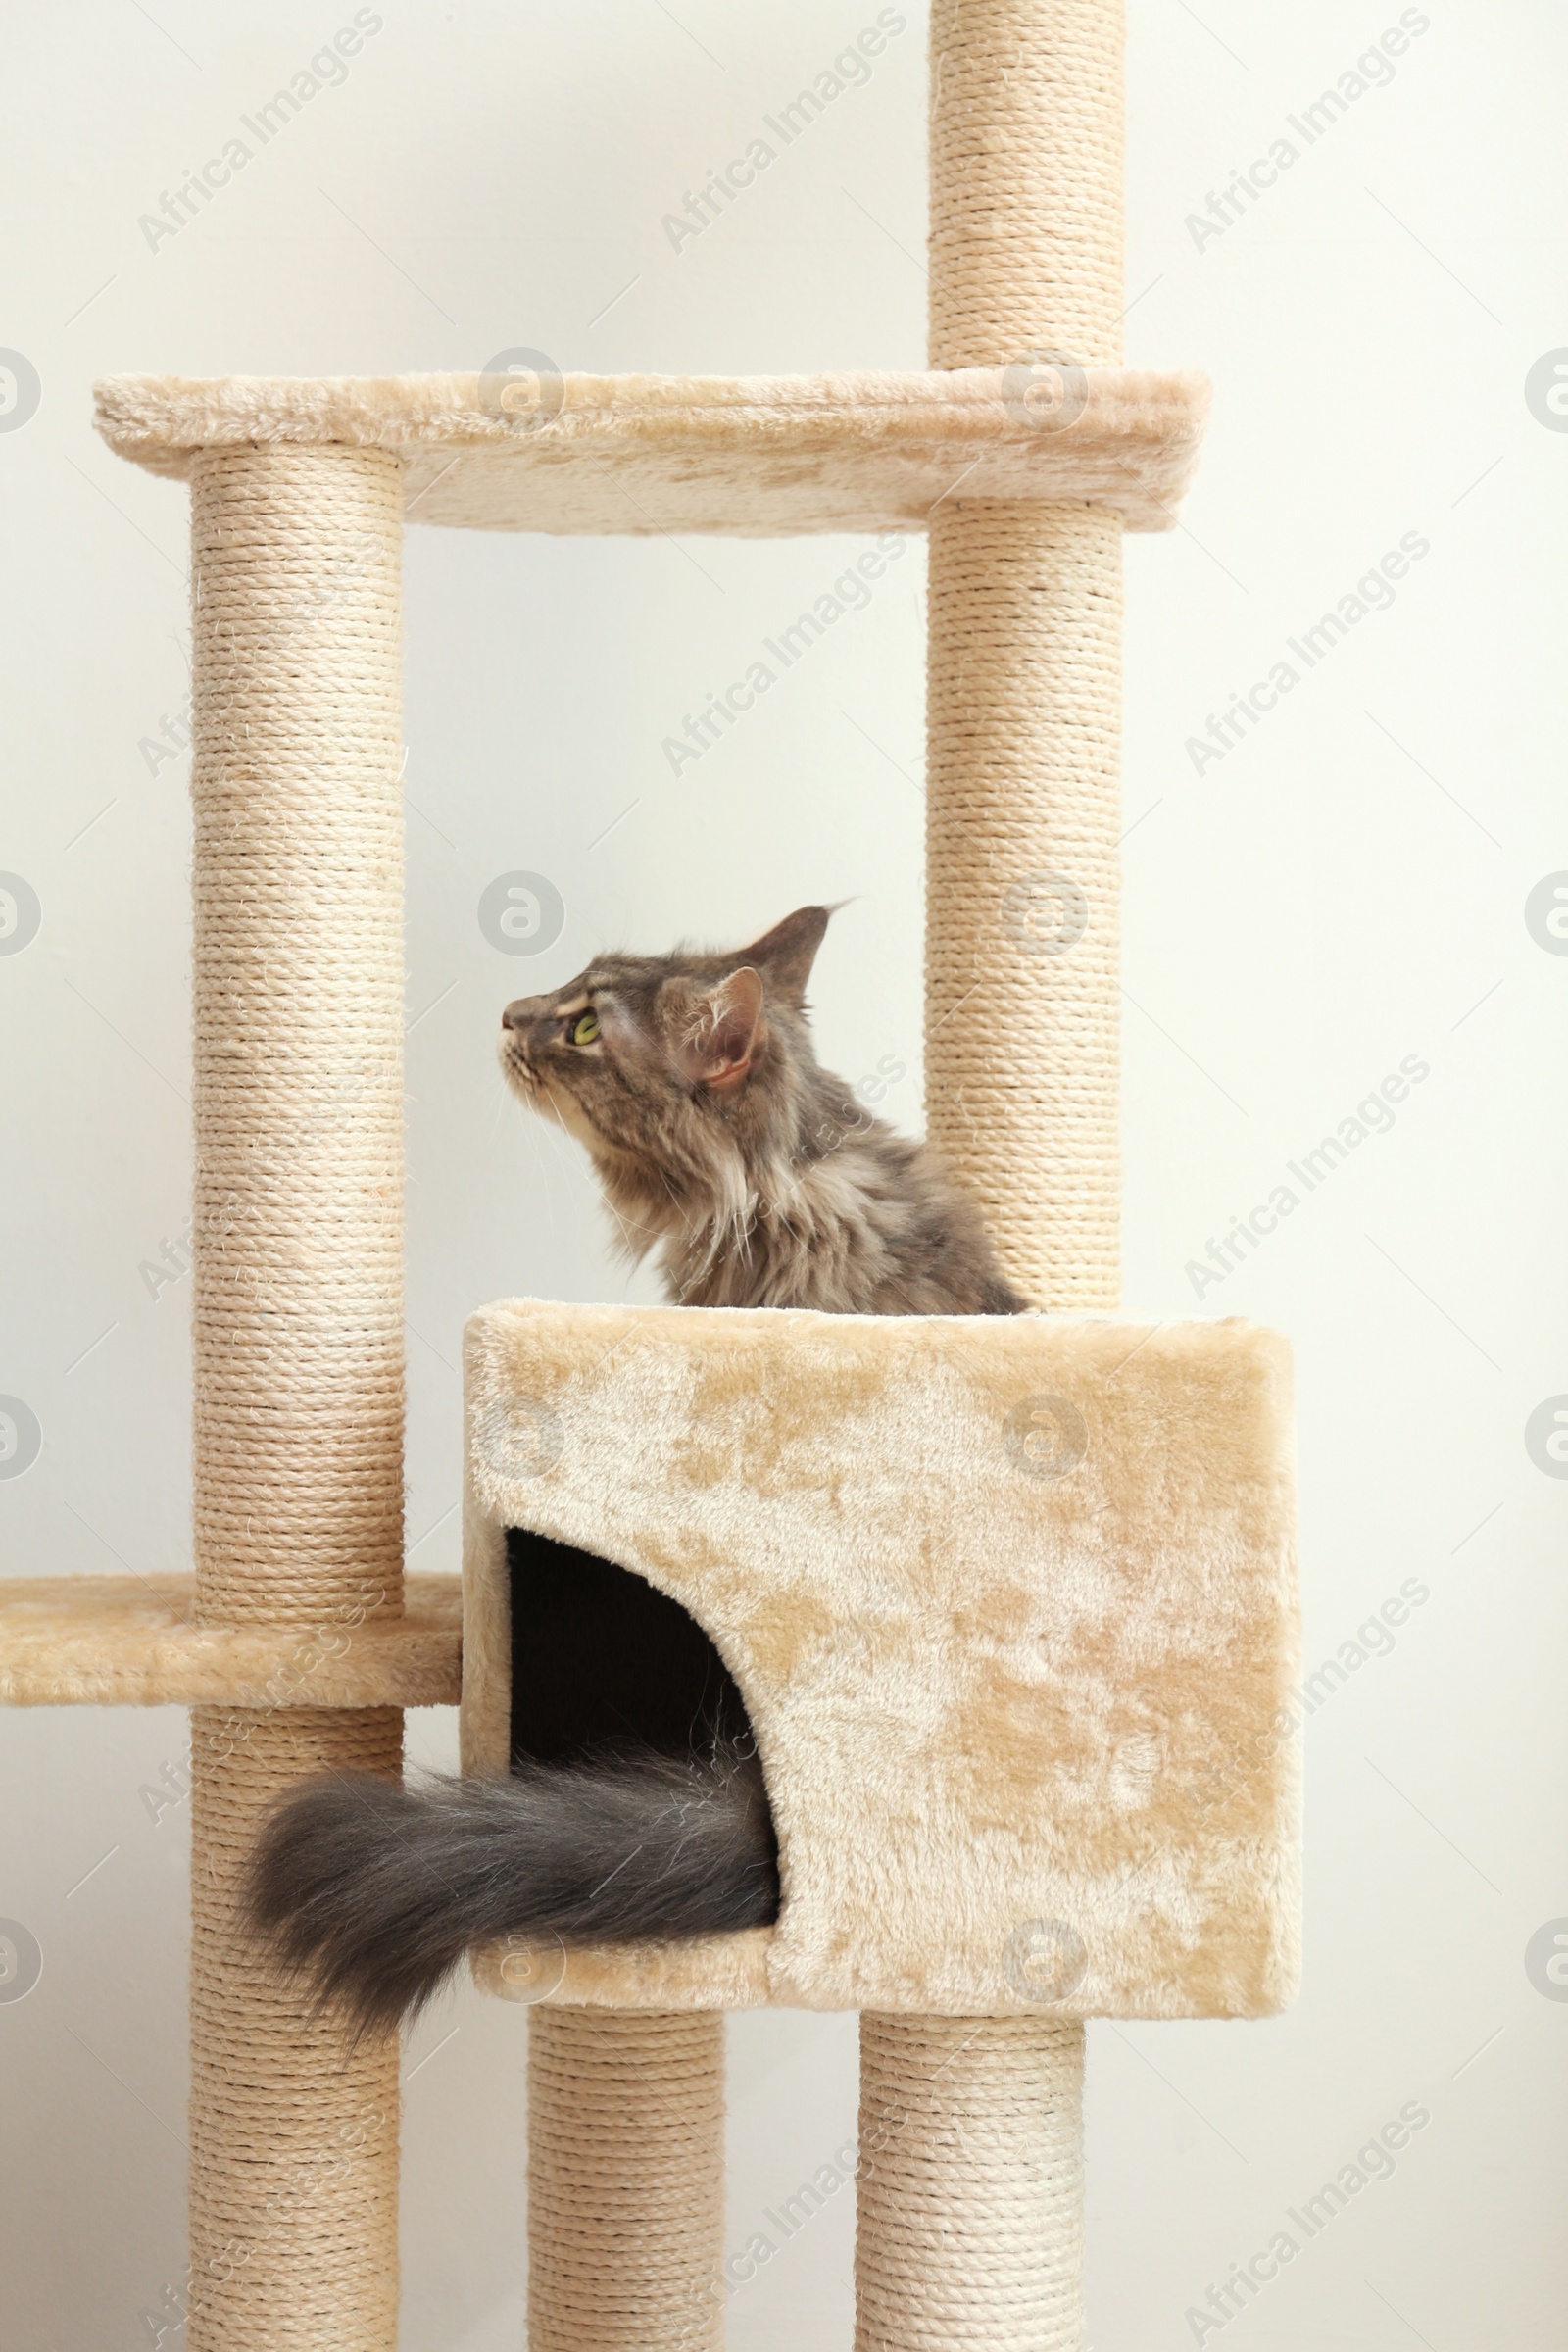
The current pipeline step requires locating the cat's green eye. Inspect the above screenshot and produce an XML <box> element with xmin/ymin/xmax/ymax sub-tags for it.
<box><xmin>571</xmin><ymin>1010</ymin><xmax>601</xmax><ymax>1046</ymax></box>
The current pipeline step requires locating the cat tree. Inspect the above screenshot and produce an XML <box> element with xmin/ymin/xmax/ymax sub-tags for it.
<box><xmin>0</xmin><ymin>4</ymin><xmax>1300</xmax><ymax>2347</ymax></box>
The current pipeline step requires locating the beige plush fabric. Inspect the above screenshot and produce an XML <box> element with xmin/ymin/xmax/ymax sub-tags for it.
<box><xmin>92</xmin><ymin>368</ymin><xmax>1208</xmax><ymax>535</ymax></box>
<box><xmin>464</xmin><ymin>1301</ymin><xmax>1299</xmax><ymax>2019</ymax></box>
<box><xmin>0</xmin><ymin>1573</ymin><xmax>461</xmax><ymax>1708</ymax></box>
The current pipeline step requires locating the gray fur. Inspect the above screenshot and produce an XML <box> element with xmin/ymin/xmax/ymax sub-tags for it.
<box><xmin>498</xmin><ymin>905</ymin><xmax>1031</xmax><ymax>1315</ymax></box>
<box><xmin>244</xmin><ymin>1741</ymin><xmax>776</xmax><ymax>2034</ymax></box>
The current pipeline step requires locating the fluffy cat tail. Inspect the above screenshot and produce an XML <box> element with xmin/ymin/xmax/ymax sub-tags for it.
<box><xmin>242</xmin><ymin>1744</ymin><xmax>778</xmax><ymax>2035</ymax></box>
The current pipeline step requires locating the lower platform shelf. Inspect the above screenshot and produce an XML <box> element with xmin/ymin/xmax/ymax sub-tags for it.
<box><xmin>0</xmin><ymin>1573</ymin><xmax>462</xmax><ymax>1708</ymax></box>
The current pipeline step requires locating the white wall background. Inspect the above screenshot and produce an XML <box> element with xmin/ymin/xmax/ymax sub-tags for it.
<box><xmin>2</xmin><ymin>2</ymin><xmax>1564</xmax><ymax>2345</ymax></box>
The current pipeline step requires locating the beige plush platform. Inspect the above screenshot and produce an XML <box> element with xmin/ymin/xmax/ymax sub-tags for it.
<box><xmin>463</xmin><ymin>1301</ymin><xmax>1299</xmax><ymax>2019</ymax></box>
<box><xmin>0</xmin><ymin>1573</ymin><xmax>462</xmax><ymax>1708</ymax></box>
<box><xmin>92</xmin><ymin>368</ymin><xmax>1209</xmax><ymax>535</ymax></box>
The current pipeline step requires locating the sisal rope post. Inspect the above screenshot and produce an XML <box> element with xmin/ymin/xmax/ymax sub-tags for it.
<box><xmin>856</xmin><ymin>4</ymin><xmax>1126</xmax><ymax>2346</ymax></box>
<box><xmin>528</xmin><ymin>2006</ymin><xmax>726</xmax><ymax>2352</ymax></box>
<box><xmin>185</xmin><ymin>445</ymin><xmax>406</xmax><ymax>2351</ymax></box>
<box><xmin>924</xmin><ymin>0</ymin><xmax>1125</xmax><ymax>1313</ymax></box>
<box><xmin>856</xmin><ymin>2016</ymin><xmax>1085</xmax><ymax>2350</ymax></box>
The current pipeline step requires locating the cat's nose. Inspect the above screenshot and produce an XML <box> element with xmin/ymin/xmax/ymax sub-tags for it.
<box><xmin>501</xmin><ymin>1000</ymin><xmax>532</xmax><ymax>1031</ymax></box>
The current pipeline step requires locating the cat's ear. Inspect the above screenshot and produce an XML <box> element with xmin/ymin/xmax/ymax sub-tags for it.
<box><xmin>681</xmin><ymin>967</ymin><xmax>766</xmax><ymax>1091</ymax></box>
<box><xmin>741</xmin><ymin>905</ymin><xmax>832</xmax><ymax>992</ymax></box>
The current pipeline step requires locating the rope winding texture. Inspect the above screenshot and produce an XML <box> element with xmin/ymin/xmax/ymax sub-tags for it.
<box><xmin>187</xmin><ymin>447</ymin><xmax>405</xmax><ymax>2350</ymax></box>
<box><xmin>529</xmin><ymin>2007</ymin><xmax>726</xmax><ymax>2352</ymax></box>
<box><xmin>926</xmin><ymin>503</ymin><xmax>1121</xmax><ymax>1310</ymax></box>
<box><xmin>856</xmin><ymin>2016</ymin><xmax>1086</xmax><ymax>2351</ymax></box>
<box><xmin>882</xmin><ymin>2</ymin><xmax>1125</xmax><ymax>2343</ymax></box>
<box><xmin>925</xmin><ymin>0</ymin><xmax>1125</xmax><ymax>1316</ymax></box>
<box><xmin>928</xmin><ymin>2</ymin><xmax>1124</xmax><ymax>372</ymax></box>
<box><xmin>189</xmin><ymin>446</ymin><xmax>405</xmax><ymax>1630</ymax></box>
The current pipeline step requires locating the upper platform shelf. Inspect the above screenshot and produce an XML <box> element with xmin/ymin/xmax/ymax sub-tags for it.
<box><xmin>93</xmin><ymin>367</ymin><xmax>1209</xmax><ymax>537</ymax></box>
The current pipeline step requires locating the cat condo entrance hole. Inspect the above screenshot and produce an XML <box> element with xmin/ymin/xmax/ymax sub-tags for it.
<box><xmin>507</xmin><ymin>1527</ymin><xmax>767</xmax><ymax>1777</ymax></box>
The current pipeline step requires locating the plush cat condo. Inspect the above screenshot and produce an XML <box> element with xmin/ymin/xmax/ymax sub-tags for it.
<box><xmin>0</xmin><ymin>2</ymin><xmax>1299</xmax><ymax>2348</ymax></box>
<box><xmin>464</xmin><ymin>1297</ymin><xmax>1297</xmax><ymax>2022</ymax></box>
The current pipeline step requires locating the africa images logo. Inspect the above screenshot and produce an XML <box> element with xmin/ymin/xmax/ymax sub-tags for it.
<box><xmin>478</xmin><ymin>872</ymin><xmax>565</xmax><ymax>956</ymax></box>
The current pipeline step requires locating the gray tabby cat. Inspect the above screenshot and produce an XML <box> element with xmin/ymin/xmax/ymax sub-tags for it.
<box><xmin>246</xmin><ymin>906</ymin><xmax>1027</xmax><ymax>2030</ymax></box>
<box><xmin>498</xmin><ymin>903</ymin><xmax>1026</xmax><ymax>1315</ymax></box>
